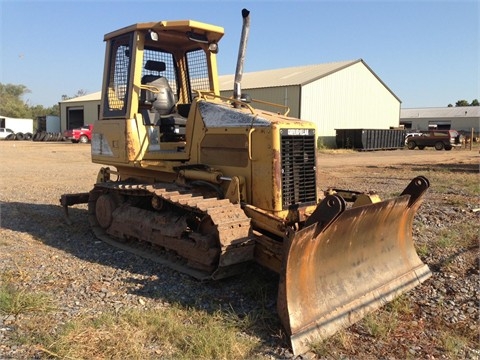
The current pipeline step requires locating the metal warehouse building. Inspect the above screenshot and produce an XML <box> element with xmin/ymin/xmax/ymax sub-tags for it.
<box><xmin>59</xmin><ymin>59</ymin><xmax>401</xmax><ymax>147</ymax></box>
<box><xmin>219</xmin><ymin>59</ymin><xmax>401</xmax><ymax>146</ymax></box>
<box><xmin>60</xmin><ymin>91</ymin><xmax>101</xmax><ymax>131</ymax></box>
<box><xmin>400</xmin><ymin>106</ymin><xmax>480</xmax><ymax>134</ymax></box>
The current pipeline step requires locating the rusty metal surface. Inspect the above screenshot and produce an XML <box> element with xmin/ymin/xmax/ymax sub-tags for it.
<box><xmin>60</xmin><ymin>192</ymin><xmax>90</xmax><ymax>225</ymax></box>
<box><xmin>304</xmin><ymin>194</ymin><xmax>345</xmax><ymax>229</ymax></box>
<box><xmin>87</xmin><ymin>182</ymin><xmax>255</xmax><ymax>280</ymax></box>
<box><xmin>277</xmin><ymin>179</ymin><xmax>431</xmax><ymax>355</ymax></box>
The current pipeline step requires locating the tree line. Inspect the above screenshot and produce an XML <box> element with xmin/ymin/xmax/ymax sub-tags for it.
<box><xmin>0</xmin><ymin>83</ymin><xmax>58</xmax><ymax>119</ymax></box>
<box><xmin>0</xmin><ymin>83</ymin><xmax>88</xmax><ymax>119</ymax></box>
<box><xmin>448</xmin><ymin>99</ymin><xmax>479</xmax><ymax>107</ymax></box>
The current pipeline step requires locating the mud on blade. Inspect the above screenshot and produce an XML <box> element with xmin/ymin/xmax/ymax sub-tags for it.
<box><xmin>277</xmin><ymin>176</ymin><xmax>431</xmax><ymax>355</ymax></box>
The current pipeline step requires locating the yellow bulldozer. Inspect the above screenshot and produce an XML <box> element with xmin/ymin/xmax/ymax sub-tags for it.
<box><xmin>61</xmin><ymin>9</ymin><xmax>431</xmax><ymax>355</ymax></box>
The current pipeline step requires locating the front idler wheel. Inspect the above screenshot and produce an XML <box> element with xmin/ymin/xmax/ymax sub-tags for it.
<box><xmin>95</xmin><ymin>194</ymin><xmax>117</xmax><ymax>229</ymax></box>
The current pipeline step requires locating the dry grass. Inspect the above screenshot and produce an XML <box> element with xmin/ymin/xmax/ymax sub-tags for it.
<box><xmin>2</xmin><ymin>273</ymin><xmax>270</xmax><ymax>359</ymax></box>
<box><xmin>30</xmin><ymin>304</ymin><xmax>262</xmax><ymax>360</ymax></box>
<box><xmin>318</xmin><ymin>148</ymin><xmax>356</xmax><ymax>155</ymax></box>
<box><xmin>0</xmin><ymin>284</ymin><xmax>53</xmax><ymax>316</ymax></box>
<box><xmin>0</xmin><ymin>268</ymin><xmax>54</xmax><ymax>316</ymax></box>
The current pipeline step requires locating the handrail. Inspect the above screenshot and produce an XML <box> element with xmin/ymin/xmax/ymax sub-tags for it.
<box><xmin>139</xmin><ymin>84</ymin><xmax>160</xmax><ymax>93</ymax></box>
<box><xmin>195</xmin><ymin>90</ymin><xmax>290</xmax><ymax>116</ymax></box>
<box><xmin>248</xmin><ymin>128</ymin><xmax>255</xmax><ymax>160</ymax></box>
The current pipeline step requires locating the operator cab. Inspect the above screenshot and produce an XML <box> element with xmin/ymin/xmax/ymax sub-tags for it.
<box><xmin>99</xmin><ymin>20</ymin><xmax>224</xmax><ymax>154</ymax></box>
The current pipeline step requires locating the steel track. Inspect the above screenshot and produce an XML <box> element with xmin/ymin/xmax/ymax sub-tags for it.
<box><xmin>88</xmin><ymin>182</ymin><xmax>255</xmax><ymax>280</ymax></box>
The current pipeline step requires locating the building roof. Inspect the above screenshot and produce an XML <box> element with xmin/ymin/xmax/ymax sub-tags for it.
<box><xmin>61</xmin><ymin>91</ymin><xmax>102</xmax><ymax>103</ymax></box>
<box><xmin>219</xmin><ymin>59</ymin><xmax>400</xmax><ymax>102</ymax></box>
<box><xmin>401</xmin><ymin>106</ymin><xmax>480</xmax><ymax>118</ymax></box>
<box><xmin>218</xmin><ymin>60</ymin><xmax>357</xmax><ymax>90</ymax></box>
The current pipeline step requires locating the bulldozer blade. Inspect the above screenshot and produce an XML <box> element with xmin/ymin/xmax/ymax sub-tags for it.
<box><xmin>277</xmin><ymin>178</ymin><xmax>431</xmax><ymax>355</ymax></box>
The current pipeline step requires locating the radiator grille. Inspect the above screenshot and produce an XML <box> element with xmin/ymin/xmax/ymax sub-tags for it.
<box><xmin>281</xmin><ymin>129</ymin><xmax>317</xmax><ymax>209</ymax></box>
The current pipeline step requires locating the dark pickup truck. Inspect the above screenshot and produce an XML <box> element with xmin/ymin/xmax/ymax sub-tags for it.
<box><xmin>406</xmin><ymin>129</ymin><xmax>462</xmax><ymax>151</ymax></box>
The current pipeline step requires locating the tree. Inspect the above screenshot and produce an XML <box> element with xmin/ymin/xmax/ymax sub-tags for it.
<box><xmin>455</xmin><ymin>100</ymin><xmax>470</xmax><ymax>107</ymax></box>
<box><xmin>0</xmin><ymin>83</ymin><xmax>32</xmax><ymax>118</ymax></box>
<box><xmin>75</xmin><ymin>89</ymin><xmax>88</xmax><ymax>97</ymax></box>
<box><xmin>29</xmin><ymin>104</ymin><xmax>59</xmax><ymax>117</ymax></box>
<box><xmin>453</xmin><ymin>99</ymin><xmax>479</xmax><ymax>107</ymax></box>
<box><xmin>0</xmin><ymin>82</ymin><xmax>60</xmax><ymax>118</ymax></box>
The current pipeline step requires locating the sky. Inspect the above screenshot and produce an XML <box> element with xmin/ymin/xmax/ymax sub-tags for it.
<box><xmin>0</xmin><ymin>0</ymin><xmax>478</xmax><ymax>109</ymax></box>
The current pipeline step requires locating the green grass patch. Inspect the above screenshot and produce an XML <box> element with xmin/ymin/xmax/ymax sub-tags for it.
<box><xmin>0</xmin><ymin>283</ymin><xmax>53</xmax><ymax>315</ymax></box>
<box><xmin>440</xmin><ymin>330</ymin><xmax>470</xmax><ymax>358</ymax></box>
<box><xmin>437</xmin><ymin>232</ymin><xmax>456</xmax><ymax>249</ymax></box>
<box><xmin>356</xmin><ymin>295</ymin><xmax>413</xmax><ymax>340</ymax></box>
<box><xmin>310</xmin><ymin>330</ymin><xmax>353</xmax><ymax>357</ymax></box>
<box><xmin>385</xmin><ymin>295</ymin><xmax>413</xmax><ymax>316</ymax></box>
<box><xmin>1</xmin><ymin>267</ymin><xmax>54</xmax><ymax>315</ymax></box>
<box><xmin>415</xmin><ymin>242</ymin><xmax>429</xmax><ymax>258</ymax></box>
<box><xmin>436</xmin><ymin>221</ymin><xmax>478</xmax><ymax>249</ymax></box>
<box><xmin>362</xmin><ymin>311</ymin><xmax>399</xmax><ymax>339</ymax></box>
<box><xmin>428</xmin><ymin>172</ymin><xmax>479</xmax><ymax>197</ymax></box>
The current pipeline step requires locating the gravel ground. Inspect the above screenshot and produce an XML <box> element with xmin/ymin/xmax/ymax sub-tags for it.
<box><xmin>0</xmin><ymin>141</ymin><xmax>478</xmax><ymax>359</ymax></box>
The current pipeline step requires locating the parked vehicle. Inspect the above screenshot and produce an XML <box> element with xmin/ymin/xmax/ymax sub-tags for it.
<box><xmin>406</xmin><ymin>129</ymin><xmax>462</xmax><ymax>150</ymax></box>
<box><xmin>63</xmin><ymin>124</ymin><xmax>93</xmax><ymax>143</ymax></box>
<box><xmin>0</xmin><ymin>128</ymin><xmax>14</xmax><ymax>140</ymax></box>
<box><xmin>404</xmin><ymin>131</ymin><xmax>423</xmax><ymax>145</ymax></box>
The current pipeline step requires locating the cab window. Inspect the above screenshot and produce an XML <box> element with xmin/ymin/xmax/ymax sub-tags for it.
<box><xmin>103</xmin><ymin>34</ymin><xmax>132</xmax><ymax>118</ymax></box>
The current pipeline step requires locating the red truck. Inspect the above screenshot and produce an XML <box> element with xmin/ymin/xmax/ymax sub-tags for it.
<box><xmin>63</xmin><ymin>124</ymin><xmax>93</xmax><ymax>143</ymax></box>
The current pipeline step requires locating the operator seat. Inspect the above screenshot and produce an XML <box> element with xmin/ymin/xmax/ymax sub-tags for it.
<box><xmin>140</xmin><ymin>60</ymin><xmax>186</xmax><ymax>142</ymax></box>
<box><xmin>148</xmin><ymin>77</ymin><xmax>176</xmax><ymax>115</ymax></box>
<box><xmin>140</xmin><ymin>60</ymin><xmax>176</xmax><ymax>115</ymax></box>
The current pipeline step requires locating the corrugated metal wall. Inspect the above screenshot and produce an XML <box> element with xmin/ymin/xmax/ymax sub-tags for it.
<box><xmin>400</xmin><ymin>117</ymin><xmax>479</xmax><ymax>133</ymax></box>
<box><xmin>301</xmin><ymin>62</ymin><xmax>400</xmax><ymax>146</ymax></box>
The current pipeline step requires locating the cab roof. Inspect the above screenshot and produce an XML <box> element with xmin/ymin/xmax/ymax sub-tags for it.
<box><xmin>104</xmin><ymin>20</ymin><xmax>224</xmax><ymax>43</ymax></box>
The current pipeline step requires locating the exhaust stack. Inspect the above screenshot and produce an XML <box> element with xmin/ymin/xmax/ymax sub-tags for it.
<box><xmin>233</xmin><ymin>8</ymin><xmax>250</xmax><ymax>105</ymax></box>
